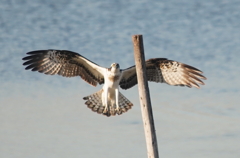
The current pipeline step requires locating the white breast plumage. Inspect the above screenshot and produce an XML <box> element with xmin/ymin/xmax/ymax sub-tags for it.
<box><xmin>23</xmin><ymin>50</ymin><xmax>206</xmax><ymax>117</ymax></box>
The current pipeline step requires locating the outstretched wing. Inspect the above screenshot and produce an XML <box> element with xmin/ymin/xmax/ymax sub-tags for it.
<box><xmin>22</xmin><ymin>50</ymin><xmax>105</xmax><ymax>86</ymax></box>
<box><xmin>120</xmin><ymin>58</ymin><xmax>206</xmax><ymax>89</ymax></box>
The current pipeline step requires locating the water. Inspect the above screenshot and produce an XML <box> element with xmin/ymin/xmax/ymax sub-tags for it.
<box><xmin>1</xmin><ymin>0</ymin><xmax>240</xmax><ymax>157</ymax></box>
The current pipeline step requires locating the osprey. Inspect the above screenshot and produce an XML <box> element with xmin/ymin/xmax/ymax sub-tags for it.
<box><xmin>22</xmin><ymin>50</ymin><xmax>206</xmax><ymax>117</ymax></box>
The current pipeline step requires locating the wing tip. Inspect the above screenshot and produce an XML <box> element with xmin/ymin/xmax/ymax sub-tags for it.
<box><xmin>201</xmin><ymin>76</ymin><xmax>207</xmax><ymax>80</ymax></box>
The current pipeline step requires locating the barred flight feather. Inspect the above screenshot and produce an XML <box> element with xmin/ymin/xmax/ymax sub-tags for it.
<box><xmin>23</xmin><ymin>49</ymin><xmax>206</xmax><ymax>117</ymax></box>
<box><xmin>83</xmin><ymin>89</ymin><xmax>133</xmax><ymax>117</ymax></box>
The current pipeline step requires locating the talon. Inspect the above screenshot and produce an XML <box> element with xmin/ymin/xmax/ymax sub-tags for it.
<box><xmin>103</xmin><ymin>105</ymin><xmax>108</xmax><ymax>113</ymax></box>
<box><xmin>116</xmin><ymin>107</ymin><xmax>122</xmax><ymax>115</ymax></box>
<box><xmin>116</xmin><ymin>103</ymin><xmax>120</xmax><ymax>112</ymax></box>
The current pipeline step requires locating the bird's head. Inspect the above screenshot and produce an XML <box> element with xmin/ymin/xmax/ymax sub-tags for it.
<box><xmin>110</xmin><ymin>63</ymin><xmax>120</xmax><ymax>71</ymax></box>
<box><xmin>111</xmin><ymin>63</ymin><xmax>120</xmax><ymax>68</ymax></box>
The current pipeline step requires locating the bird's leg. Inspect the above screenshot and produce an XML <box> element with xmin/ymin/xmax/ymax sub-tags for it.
<box><xmin>103</xmin><ymin>88</ymin><xmax>108</xmax><ymax>113</ymax></box>
<box><xmin>115</xmin><ymin>88</ymin><xmax>119</xmax><ymax>112</ymax></box>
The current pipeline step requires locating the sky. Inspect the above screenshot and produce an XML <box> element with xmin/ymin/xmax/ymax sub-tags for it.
<box><xmin>0</xmin><ymin>0</ymin><xmax>240</xmax><ymax>158</ymax></box>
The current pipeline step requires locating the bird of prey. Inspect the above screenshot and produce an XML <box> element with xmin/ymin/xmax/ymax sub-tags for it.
<box><xmin>22</xmin><ymin>50</ymin><xmax>206</xmax><ymax>117</ymax></box>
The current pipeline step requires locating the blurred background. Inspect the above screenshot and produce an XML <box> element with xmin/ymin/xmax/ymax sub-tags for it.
<box><xmin>0</xmin><ymin>0</ymin><xmax>239</xmax><ymax>158</ymax></box>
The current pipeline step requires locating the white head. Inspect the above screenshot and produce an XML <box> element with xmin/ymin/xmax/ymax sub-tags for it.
<box><xmin>111</xmin><ymin>63</ymin><xmax>120</xmax><ymax>68</ymax></box>
<box><xmin>110</xmin><ymin>63</ymin><xmax>120</xmax><ymax>72</ymax></box>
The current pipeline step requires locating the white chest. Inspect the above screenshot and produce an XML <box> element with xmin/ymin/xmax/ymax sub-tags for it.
<box><xmin>104</xmin><ymin>69</ymin><xmax>122</xmax><ymax>89</ymax></box>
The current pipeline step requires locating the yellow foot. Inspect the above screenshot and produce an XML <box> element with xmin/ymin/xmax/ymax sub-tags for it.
<box><xmin>103</xmin><ymin>105</ymin><xmax>108</xmax><ymax>113</ymax></box>
<box><xmin>115</xmin><ymin>106</ymin><xmax>122</xmax><ymax>115</ymax></box>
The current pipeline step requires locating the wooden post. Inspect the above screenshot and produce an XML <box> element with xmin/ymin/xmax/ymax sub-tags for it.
<box><xmin>132</xmin><ymin>35</ymin><xmax>159</xmax><ymax>158</ymax></box>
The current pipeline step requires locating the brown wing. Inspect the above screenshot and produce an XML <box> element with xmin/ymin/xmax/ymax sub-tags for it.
<box><xmin>22</xmin><ymin>50</ymin><xmax>105</xmax><ymax>86</ymax></box>
<box><xmin>120</xmin><ymin>58</ymin><xmax>206</xmax><ymax>89</ymax></box>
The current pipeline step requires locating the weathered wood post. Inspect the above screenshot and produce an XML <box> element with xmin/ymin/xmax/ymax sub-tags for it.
<box><xmin>132</xmin><ymin>35</ymin><xmax>159</xmax><ymax>158</ymax></box>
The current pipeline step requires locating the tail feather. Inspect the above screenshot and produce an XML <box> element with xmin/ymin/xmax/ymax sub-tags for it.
<box><xmin>83</xmin><ymin>89</ymin><xmax>133</xmax><ymax>117</ymax></box>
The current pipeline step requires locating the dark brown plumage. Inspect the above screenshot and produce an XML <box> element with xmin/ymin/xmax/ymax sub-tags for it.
<box><xmin>23</xmin><ymin>49</ymin><xmax>206</xmax><ymax>117</ymax></box>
